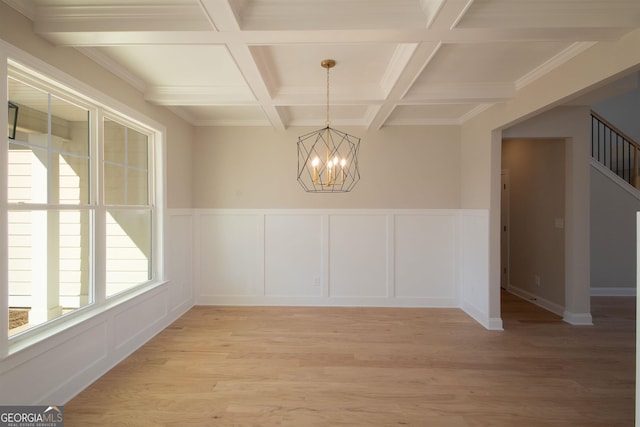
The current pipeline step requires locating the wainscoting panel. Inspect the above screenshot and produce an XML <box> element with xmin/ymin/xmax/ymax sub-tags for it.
<box><xmin>113</xmin><ymin>290</ymin><xmax>169</xmax><ymax>351</ymax></box>
<box><xmin>328</xmin><ymin>214</ymin><xmax>388</xmax><ymax>298</ymax></box>
<box><xmin>196</xmin><ymin>209</ymin><xmax>489</xmax><ymax>310</ymax></box>
<box><xmin>394</xmin><ymin>214</ymin><xmax>457</xmax><ymax>300</ymax></box>
<box><xmin>1</xmin><ymin>320</ymin><xmax>108</xmax><ymax>404</ymax></box>
<box><xmin>199</xmin><ymin>213</ymin><xmax>262</xmax><ymax>297</ymax></box>
<box><xmin>166</xmin><ymin>212</ymin><xmax>195</xmax><ymax>311</ymax></box>
<box><xmin>265</xmin><ymin>214</ymin><xmax>323</xmax><ymax>297</ymax></box>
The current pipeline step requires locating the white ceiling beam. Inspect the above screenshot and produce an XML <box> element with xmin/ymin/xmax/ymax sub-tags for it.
<box><xmin>368</xmin><ymin>1</ymin><xmax>474</xmax><ymax>129</ymax></box>
<box><xmin>34</xmin><ymin>5</ymin><xmax>210</xmax><ymax>32</ymax></box>
<box><xmin>272</xmin><ymin>87</ymin><xmax>384</xmax><ymax>105</ymax></box>
<box><xmin>367</xmin><ymin>42</ymin><xmax>442</xmax><ymax>130</ymax></box>
<box><xmin>145</xmin><ymin>86</ymin><xmax>256</xmax><ymax>106</ymax></box>
<box><xmin>427</xmin><ymin>0</ymin><xmax>474</xmax><ymax>30</ymax></box>
<box><xmin>34</xmin><ymin>27</ymin><xmax>629</xmax><ymax>48</ymax></box>
<box><xmin>197</xmin><ymin>0</ymin><xmax>285</xmax><ymax>129</ymax></box>
<box><xmin>198</xmin><ymin>0</ymin><xmax>241</xmax><ymax>32</ymax></box>
<box><xmin>226</xmin><ymin>42</ymin><xmax>286</xmax><ymax>130</ymax></box>
<box><xmin>379</xmin><ymin>44</ymin><xmax>421</xmax><ymax>96</ymax></box>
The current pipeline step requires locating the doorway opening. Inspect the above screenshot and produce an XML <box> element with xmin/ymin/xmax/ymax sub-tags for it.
<box><xmin>500</xmin><ymin>138</ymin><xmax>566</xmax><ymax>320</ymax></box>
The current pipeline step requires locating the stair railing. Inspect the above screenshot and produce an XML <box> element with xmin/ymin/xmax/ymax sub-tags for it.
<box><xmin>591</xmin><ymin>111</ymin><xmax>640</xmax><ymax>189</ymax></box>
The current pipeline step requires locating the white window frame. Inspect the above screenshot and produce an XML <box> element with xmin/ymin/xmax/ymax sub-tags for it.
<box><xmin>1</xmin><ymin>42</ymin><xmax>165</xmax><ymax>357</ymax></box>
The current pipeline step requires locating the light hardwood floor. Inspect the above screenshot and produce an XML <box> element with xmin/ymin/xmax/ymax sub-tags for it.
<box><xmin>65</xmin><ymin>291</ymin><xmax>635</xmax><ymax>426</ymax></box>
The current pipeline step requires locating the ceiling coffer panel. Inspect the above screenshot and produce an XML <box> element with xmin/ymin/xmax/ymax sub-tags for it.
<box><xmin>229</xmin><ymin>0</ymin><xmax>431</xmax><ymax>30</ymax></box>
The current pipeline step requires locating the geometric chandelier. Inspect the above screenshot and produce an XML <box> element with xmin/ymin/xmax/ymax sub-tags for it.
<box><xmin>297</xmin><ymin>59</ymin><xmax>361</xmax><ymax>193</ymax></box>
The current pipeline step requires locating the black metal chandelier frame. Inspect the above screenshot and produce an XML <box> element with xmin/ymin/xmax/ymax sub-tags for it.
<box><xmin>297</xmin><ymin>59</ymin><xmax>361</xmax><ymax>193</ymax></box>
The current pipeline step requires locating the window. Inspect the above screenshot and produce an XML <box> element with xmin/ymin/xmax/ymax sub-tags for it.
<box><xmin>103</xmin><ymin>118</ymin><xmax>152</xmax><ymax>297</ymax></box>
<box><xmin>4</xmin><ymin>60</ymin><xmax>162</xmax><ymax>346</ymax></box>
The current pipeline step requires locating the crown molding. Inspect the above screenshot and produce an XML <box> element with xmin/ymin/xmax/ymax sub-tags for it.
<box><xmin>76</xmin><ymin>47</ymin><xmax>146</xmax><ymax>92</ymax></box>
<box><xmin>457</xmin><ymin>103</ymin><xmax>492</xmax><ymax>124</ymax></box>
<box><xmin>404</xmin><ymin>82</ymin><xmax>514</xmax><ymax>103</ymax></box>
<box><xmin>384</xmin><ymin>117</ymin><xmax>462</xmax><ymax>126</ymax></box>
<box><xmin>192</xmin><ymin>118</ymin><xmax>272</xmax><ymax>127</ymax></box>
<box><xmin>516</xmin><ymin>42</ymin><xmax>597</xmax><ymax>90</ymax></box>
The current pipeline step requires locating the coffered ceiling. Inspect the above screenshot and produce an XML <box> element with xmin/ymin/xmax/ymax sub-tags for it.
<box><xmin>4</xmin><ymin>0</ymin><xmax>640</xmax><ymax>129</ymax></box>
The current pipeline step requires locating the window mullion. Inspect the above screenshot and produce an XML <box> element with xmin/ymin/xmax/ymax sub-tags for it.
<box><xmin>93</xmin><ymin>111</ymin><xmax>106</xmax><ymax>305</ymax></box>
<box><xmin>124</xmin><ymin>127</ymin><xmax>128</xmax><ymax>205</ymax></box>
<box><xmin>47</xmin><ymin>93</ymin><xmax>52</xmax><ymax>205</ymax></box>
<box><xmin>1</xmin><ymin>51</ymin><xmax>9</xmax><ymax>357</ymax></box>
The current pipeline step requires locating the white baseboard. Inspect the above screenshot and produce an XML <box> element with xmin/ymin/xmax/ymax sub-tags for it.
<box><xmin>197</xmin><ymin>295</ymin><xmax>458</xmax><ymax>308</ymax></box>
<box><xmin>563</xmin><ymin>310</ymin><xmax>593</xmax><ymax>326</ymax></box>
<box><xmin>591</xmin><ymin>287</ymin><xmax>636</xmax><ymax>297</ymax></box>
<box><xmin>487</xmin><ymin>317</ymin><xmax>504</xmax><ymax>331</ymax></box>
<box><xmin>508</xmin><ymin>286</ymin><xmax>594</xmax><ymax>325</ymax></box>
<box><xmin>460</xmin><ymin>300</ymin><xmax>503</xmax><ymax>331</ymax></box>
<box><xmin>507</xmin><ymin>285</ymin><xmax>564</xmax><ymax>317</ymax></box>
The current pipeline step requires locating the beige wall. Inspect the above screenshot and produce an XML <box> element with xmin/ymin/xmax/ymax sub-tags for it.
<box><xmin>192</xmin><ymin>125</ymin><xmax>461</xmax><ymax>209</ymax></box>
<box><xmin>0</xmin><ymin>2</ymin><xmax>193</xmax><ymax>209</ymax></box>
<box><xmin>503</xmin><ymin>138</ymin><xmax>566</xmax><ymax>307</ymax></box>
<box><xmin>590</xmin><ymin>165</ymin><xmax>640</xmax><ymax>290</ymax></box>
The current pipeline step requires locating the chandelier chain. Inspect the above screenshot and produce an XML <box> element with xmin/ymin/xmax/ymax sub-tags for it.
<box><xmin>325</xmin><ymin>63</ymin><xmax>330</xmax><ymax>127</ymax></box>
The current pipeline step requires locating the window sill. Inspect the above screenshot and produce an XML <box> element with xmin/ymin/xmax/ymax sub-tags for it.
<box><xmin>6</xmin><ymin>279</ymin><xmax>169</xmax><ymax>359</ymax></box>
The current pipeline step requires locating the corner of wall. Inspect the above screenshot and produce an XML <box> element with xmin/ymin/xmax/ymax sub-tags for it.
<box><xmin>562</xmin><ymin>310</ymin><xmax>593</xmax><ymax>326</ymax></box>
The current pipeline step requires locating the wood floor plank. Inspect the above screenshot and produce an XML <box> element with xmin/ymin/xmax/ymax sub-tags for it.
<box><xmin>64</xmin><ymin>292</ymin><xmax>635</xmax><ymax>426</ymax></box>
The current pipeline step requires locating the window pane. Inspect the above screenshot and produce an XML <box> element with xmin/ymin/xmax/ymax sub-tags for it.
<box><xmin>8</xmin><ymin>144</ymin><xmax>90</xmax><ymax>205</ymax></box>
<box><xmin>8</xmin><ymin>143</ymin><xmax>48</xmax><ymax>204</ymax></box>
<box><xmin>104</xmin><ymin>163</ymin><xmax>125</xmax><ymax>205</ymax></box>
<box><xmin>8</xmin><ymin>78</ymin><xmax>49</xmax><ymax>146</ymax></box>
<box><xmin>7</xmin><ymin>82</ymin><xmax>91</xmax><ymax>205</ymax></box>
<box><xmin>50</xmin><ymin>95</ymin><xmax>89</xmax><ymax>157</ymax></box>
<box><xmin>104</xmin><ymin>118</ymin><xmax>149</xmax><ymax>206</ymax></box>
<box><xmin>8</xmin><ymin>210</ymin><xmax>92</xmax><ymax>336</ymax></box>
<box><xmin>51</xmin><ymin>96</ymin><xmax>90</xmax><ymax>205</ymax></box>
<box><xmin>104</xmin><ymin>118</ymin><xmax>125</xmax><ymax>164</ymax></box>
<box><xmin>127</xmin><ymin>128</ymin><xmax>148</xmax><ymax>170</ymax></box>
<box><xmin>58</xmin><ymin>153</ymin><xmax>89</xmax><ymax>205</ymax></box>
<box><xmin>106</xmin><ymin>209</ymin><xmax>152</xmax><ymax>297</ymax></box>
<box><xmin>128</xmin><ymin>168</ymin><xmax>148</xmax><ymax>205</ymax></box>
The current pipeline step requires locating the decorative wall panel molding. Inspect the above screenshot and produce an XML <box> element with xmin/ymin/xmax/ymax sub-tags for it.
<box><xmin>195</xmin><ymin>209</ymin><xmax>490</xmax><ymax>313</ymax></box>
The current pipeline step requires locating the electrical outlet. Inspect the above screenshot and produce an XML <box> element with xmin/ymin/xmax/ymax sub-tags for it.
<box><xmin>534</xmin><ymin>275</ymin><xmax>541</xmax><ymax>287</ymax></box>
<box><xmin>313</xmin><ymin>276</ymin><xmax>321</xmax><ymax>287</ymax></box>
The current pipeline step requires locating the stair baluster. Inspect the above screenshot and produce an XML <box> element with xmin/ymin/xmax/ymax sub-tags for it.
<box><xmin>591</xmin><ymin>111</ymin><xmax>640</xmax><ymax>189</ymax></box>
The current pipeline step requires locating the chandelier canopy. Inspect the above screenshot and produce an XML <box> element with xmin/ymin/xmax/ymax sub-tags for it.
<box><xmin>297</xmin><ymin>59</ymin><xmax>361</xmax><ymax>193</ymax></box>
